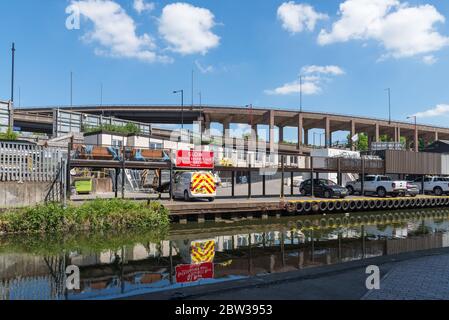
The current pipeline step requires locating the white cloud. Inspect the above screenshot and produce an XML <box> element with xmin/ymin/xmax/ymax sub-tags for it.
<box><xmin>413</xmin><ymin>104</ymin><xmax>449</xmax><ymax>118</ymax></box>
<box><xmin>195</xmin><ymin>60</ymin><xmax>214</xmax><ymax>74</ymax></box>
<box><xmin>423</xmin><ymin>55</ymin><xmax>437</xmax><ymax>65</ymax></box>
<box><xmin>317</xmin><ymin>0</ymin><xmax>449</xmax><ymax>59</ymax></box>
<box><xmin>265</xmin><ymin>65</ymin><xmax>344</xmax><ymax>96</ymax></box>
<box><xmin>301</xmin><ymin>65</ymin><xmax>345</xmax><ymax>75</ymax></box>
<box><xmin>158</xmin><ymin>3</ymin><xmax>220</xmax><ymax>55</ymax></box>
<box><xmin>133</xmin><ymin>0</ymin><xmax>155</xmax><ymax>14</ymax></box>
<box><xmin>277</xmin><ymin>2</ymin><xmax>328</xmax><ymax>34</ymax></box>
<box><xmin>68</xmin><ymin>0</ymin><xmax>169</xmax><ymax>63</ymax></box>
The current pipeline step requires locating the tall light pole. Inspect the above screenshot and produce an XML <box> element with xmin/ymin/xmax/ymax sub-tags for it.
<box><xmin>385</xmin><ymin>88</ymin><xmax>391</xmax><ymax>124</ymax></box>
<box><xmin>70</xmin><ymin>71</ymin><xmax>73</xmax><ymax>108</ymax></box>
<box><xmin>299</xmin><ymin>75</ymin><xmax>303</xmax><ymax>113</ymax></box>
<box><xmin>173</xmin><ymin>90</ymin><xmax>184</xmax><ymax>130</ymax></box>
<box><xmin>407</xmin><ymin>115</ymin><xmax>418</xmax><ymax>152</ymax></box>
<box><xmin>11</xmin><ymin>43</ymin><xmax>15</xmax><ymax>103</ymax></box>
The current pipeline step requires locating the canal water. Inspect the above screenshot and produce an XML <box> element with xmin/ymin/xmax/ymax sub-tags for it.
<box><xmin>1</xmin><ymin>208</ymin><xmax>449</xmax><ymax>300</ymax></box>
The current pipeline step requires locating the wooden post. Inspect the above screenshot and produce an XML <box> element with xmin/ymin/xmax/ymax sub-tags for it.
<box><xmin>281</xmin><ymin>155</ymin><xmax>285</xmax><ymax>198</ymax></box>
<box><xmin>121</xmin><ymin>146</ymin><xmax>126</xmax><ymax>199</ymax></box>
<box><xmin>114</xmin><ymin>168</ymin><xmax>119</xmax><ymax>198</ymax></box>
<box><xmin>290</xmin><ymin>172</ymin><xmax>294</xmax><ymax>196</ymax></box>
<box><xmin>66</xmin><ymin>142</ymin><xmax>72</xmax><ymax>199</ymax></box>
<box><xmin>248</xmin><ymin>166</ymin><xmax>252</xmax><ymax>199</ymax></box>
<box><xmin>310</xmin><ymin>156</ymin><xmax>314</xmax><ymax>197</ymax></box>
<box><xmin>231</xmin><ymin>171</ymin><xmax>235</xmax><ymax>198</ymax></box>
<box><xmin>262</xmin><ymin>174</ymin><xmax>266</xmax><ymax>196</ymax></box>
<box><xmin>361</xmin><ymin>158</ymin><xmax>365</xmax><ymax>195</ymax></box>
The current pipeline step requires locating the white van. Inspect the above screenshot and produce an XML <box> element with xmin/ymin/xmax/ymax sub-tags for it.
<box><xmin>173</xmin><ymin>171</ymin><xmax>217</xmax><ymax>202</ymax></box>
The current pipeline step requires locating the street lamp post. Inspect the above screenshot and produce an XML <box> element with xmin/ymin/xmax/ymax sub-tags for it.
<box><xmin>11</xmin><ymin>43</ymin><xmax>15</xmax><ymax>104</ymax></box>
<box><xmin>407</xmin><ymin>115</ymin><xmax>418</xmax><ymax>152</ymax></box>
<box><xmin>173</xmin><ymin>90</ymin><xmax>184</xmax><ymax>130</ymax></box>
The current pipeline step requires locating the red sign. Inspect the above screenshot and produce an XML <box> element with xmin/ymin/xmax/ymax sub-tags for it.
<box><xmin>175</xmin><ymin>262</ymin><xmax>214</xmax><ymax>283</ymax></box>
<box><xmin>176</xmin><ymin>150</ymin><xmax>214</xmax><ymax>169</ymax></box>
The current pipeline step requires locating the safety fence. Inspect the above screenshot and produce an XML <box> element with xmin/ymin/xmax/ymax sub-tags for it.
<box><xmin>0</xmin><ymin>142</ymin><xmax>65</xmax><ymax>182</ymax></box>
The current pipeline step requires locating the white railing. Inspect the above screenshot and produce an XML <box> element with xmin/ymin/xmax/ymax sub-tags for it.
<box><xmin>0</xmin><ymin>142</ymin><xmax>65</xmax><ymax>182</ymax></box>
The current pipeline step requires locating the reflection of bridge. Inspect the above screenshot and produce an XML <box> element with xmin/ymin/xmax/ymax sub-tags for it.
<box><xmin>15</xmin><ymin>105</ymin><xmax>449</xmax><ymax>152</ymax></box>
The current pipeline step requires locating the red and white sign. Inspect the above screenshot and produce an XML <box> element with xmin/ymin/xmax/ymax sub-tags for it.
<box><xmin>175</xmin><ymin>262</ymin><xmax>214</xmax><ymax>283</ymax></box>
<box><xmin>176</xmin><ymin>150</ymin><xmax>214</xmax><ymax>169</ymax></box>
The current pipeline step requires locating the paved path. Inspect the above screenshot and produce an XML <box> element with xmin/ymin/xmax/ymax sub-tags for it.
<box><xmin>364</xmin><ymin>254</ymin><xmax>449</xmax><ymax>300</ymax></box>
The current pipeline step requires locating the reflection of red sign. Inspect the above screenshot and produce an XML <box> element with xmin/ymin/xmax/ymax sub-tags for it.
<box><xmin>175</xmin><ymin>262</ymin><xmax>214</xmax><ymax>283</ymax></box>
<box><xmin>176</xmin><ymin>150</ymin><xmax>214</xmax><ymax>169</ymax></box>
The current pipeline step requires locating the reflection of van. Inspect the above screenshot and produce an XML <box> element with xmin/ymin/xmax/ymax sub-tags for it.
<box><xmin>173</xmin><ymin>171</ymin><xmax>217</xmax><ymax>202</ymax></box>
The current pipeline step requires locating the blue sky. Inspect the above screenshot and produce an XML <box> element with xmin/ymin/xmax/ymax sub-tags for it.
<box><xmin>1</xmin><ymin>0</ymin><xmax>449</xmax><ymax>135</ymax></box>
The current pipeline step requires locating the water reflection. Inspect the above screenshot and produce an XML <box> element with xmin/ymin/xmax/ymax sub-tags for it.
<box><xmin>0</xmin><ymin>209</ymin><xmax>449</xmax><ymax>300</ymax></box>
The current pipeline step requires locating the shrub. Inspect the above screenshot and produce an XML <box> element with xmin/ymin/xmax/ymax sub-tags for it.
<box><xmin>0</xmin><ymin>199</ymin><xmax>169</xmax><ymax>235</ymax></box>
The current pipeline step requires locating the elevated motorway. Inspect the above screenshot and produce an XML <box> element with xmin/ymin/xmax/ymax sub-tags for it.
<box><xmin>14</xmin><ymin>104</ymin><xmax>449</xmax><ymax>151</ymax></box>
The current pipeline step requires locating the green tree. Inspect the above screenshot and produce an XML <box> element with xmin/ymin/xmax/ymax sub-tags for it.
<box><xmin>346</xmin><ymin>133</ymin><xmax>368</xmax><ymax>151</ymax></box>
<box><xmin>0</xmin><ymin>128</ymin><xmax>19</xmax><ymax>141</ymax></box>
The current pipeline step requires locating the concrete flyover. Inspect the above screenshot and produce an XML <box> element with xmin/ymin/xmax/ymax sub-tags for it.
<box><xmin>15</xmin><ymin>104</ymin><xmax>449</xmax><ymax>152</ymax></box>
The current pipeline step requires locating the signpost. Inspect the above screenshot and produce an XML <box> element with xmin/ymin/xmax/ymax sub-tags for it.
<box><xmin>191</xmin><ymin>240</ymin><xmax>216</xmax><ymax>264</ymax></box>
<box><xmin>176</xmin><ymin>150</ymin><xmax>214</xmax><ymax>169</ymax></box>
<box><xmin>175</xmin><ymin>262</ymin><xmax>214</xmax><ymax>283</ymax></box>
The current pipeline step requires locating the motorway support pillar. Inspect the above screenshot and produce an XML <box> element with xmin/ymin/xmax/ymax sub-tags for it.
<box><xmin>248</xmin><ymin>166</ymin><xmax>252</xmax><ymax>199</ymax></box>
<box><xmin>231</xmin><ymin>171</ymin><xmax>235</xmax><ymax>198</ymax></box>
<box><xmin>298</xmin><ymin>114</ymin><xmax>303</xmax><ymax>148</ymax></box>
<box><xmin>435</xmin><ymin>131</ymin><xmax>439</xmax><ymax>142</ymax></box>
<box><xmin>375</xmin><ymin>123</ymin><xmax>380</xmax><ymax>143</ymax></box>
<box><xmin>325</xmin><ymin>117</ymin><xmax>330</xmax><ymax>148</ymax></box>
<box><xmin>291</xmin><ymin>172</ymin><xmax>294</xmax><ymax>196</ymax></box>
<box><xmin>414</xmin><ymin>127</ymin><xmax>419</xmax><ymax>152</ymax></box>
<box><xmin>269</xmin><ymin>110</ymin><xmax>275</xmax><ymax>153</ymax></box>
<box><xmin>351</xmin><ymin>120</ymin><xmax>356</xmax><ymax>151</ymax></box>
<box><xmin>281</xmin><ymin>155</ymin><xmax>285</xmax><ymax>199</ymax></box>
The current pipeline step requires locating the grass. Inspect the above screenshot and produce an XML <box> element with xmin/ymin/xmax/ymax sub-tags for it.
<box><xmin>0</xmin><ymin>199</ymin><xmax>170</xmax><ymax>235</ymax></box>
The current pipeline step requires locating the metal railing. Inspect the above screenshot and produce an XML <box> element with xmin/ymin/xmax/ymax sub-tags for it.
<box><xmin>0</xmin><ymin>142</ymin><xmax>65</xmax><ymax>182</ymax></box>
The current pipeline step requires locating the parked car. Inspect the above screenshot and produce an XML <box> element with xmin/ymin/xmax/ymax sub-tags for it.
<box><xmin>172</xmin><ymin>171</ymin><xmax>217</xmax><ymax>202</ymax></box>
<box><xmin>412</xmin><ymin>176</ymin><xmax>449</xmax><ymax>196</ymax></box>
<box><xmin>346</xmin><ymin>175</ymin><xmax>407</xmax><ymax>197</ymax></box>
<box><xmin>300</xmin><ymin>179</ymin><xmax>348</xmax><ymax>199</ymax></box>
<box><xmin>405</xmin><ymin>182</ymin><xmax>419</xmax><ymax>197</ymax></box>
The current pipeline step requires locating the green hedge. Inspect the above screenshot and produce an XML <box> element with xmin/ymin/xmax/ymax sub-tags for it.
<box><xmin>0</xmin><ymin>199</ymin><xmax>170</xmax><ymax>235</ymax></box>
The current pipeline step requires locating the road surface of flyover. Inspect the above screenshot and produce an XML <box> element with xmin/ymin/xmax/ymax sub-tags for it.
<box><xmin>14</xmin><ymin>104</ymin><xmax>449</xmax><ymax>150</ymax></box>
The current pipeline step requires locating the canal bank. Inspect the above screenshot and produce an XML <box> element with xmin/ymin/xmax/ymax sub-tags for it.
<box><xmin>1</xmin><ymin>208</ymin><xmax>449</xmax><ymax>300</ymax></box>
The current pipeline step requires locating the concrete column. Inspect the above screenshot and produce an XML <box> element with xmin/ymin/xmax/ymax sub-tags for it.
<box><xmin>375</xmin><ymin>123</ymin><xmax>380</xmax><ymax>143</ymax></box>
<box><xmin>298</xmin><ymin>114</ymin><xmax>303</xmax><ymax>148</ymax></box>
<box><xmin>223</xmin><ymin>120</ymin><xmax>231</xmax><ymax>138</ymax></box>
<box><xmin>279</xmin><ymin>126</ymin><xmax>284</xmax><ymax>143</ymax></box>
<box><xmin>414</xmin><ymin>128</ymin><xmax>419</xmax><ymax>152</ymax></box>
<box><xmin>325</xmin><ymin>117</ymin><xmax>330</xmax><ymax>148</ymax></box>
<box><xmin>435</xmin><ymin>131</ymin><xmax>439</xmax><ymax>142</ymax></box>
<box><xmin>304</xmin><ymin>128</ymin><xmax>309</xmax><ymax>145</ymax></box>
<box><xmin>351</xmin><ymin>120</ymin><xmax>356</xmax><ymax>151</ymax></box>
<box><xmin>397</xmin><ymin>127</ymin><xmax>401</xmax><ymax>143</ymax></box>
<box><xmin>269</xmin><ymin>110</ymin><xmax>275</xmax><ymax>152</ymax></box>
